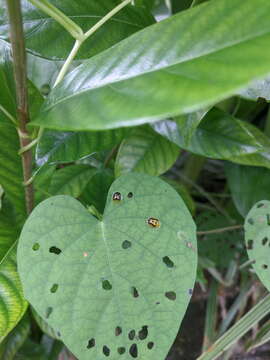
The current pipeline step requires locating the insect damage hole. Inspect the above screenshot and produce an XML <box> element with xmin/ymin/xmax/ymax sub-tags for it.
<box><xmin>115</xmin><ymin>326</ymin><xmax>122</xmax><ymax>336</ymax></box>
<box><xmin>262</xmin><ymin>237</ymin><xmax>268</xmax><ymax>246</ymax></box>
<box><xmin>45</xmin><ymin>307</ymin><xmax>53</xmax><ymax>319</ymax></box>
<box><xmin>138</xmin><ymin>326</ymin><xmax>148</xmax><ymax>340</ymax></box>
<box><xmin>147</xmin><ymin>342</ymin><xmax>154</xmax><ymax>350</ymax></box>
<box><xmin>248</xmin><ymin>218</ymin><xmax>254</xmax><ymax>225</ymax></box>
<box><xmin>87</xmin><ymin>338</ymin><xmax>95</xmax><ymax>349</ymax></box>
<box><xmin>103</xmin><ymin>345</ymin><xmax>110</xmax><ymax>357</ymax></box>
<box><xmin>128</xmin><ymin>330</ymin><xmax>136</xmax><ymax>340</ymax></box>
<box><xmin>32</xmin><ymin>243</ymin><xmax>40</xmax><ymax>251</ymax></box>
<box><xmin>129</xmin><ymin>344</ymin><xmax>138</xmax><ymax>358</ymax></box>
<box><xmin>257</xmin><ymin>203</ymin><xmax>265</xmax><ymax>208</ymax></box>
<box><xmin>122</xmin><ymin>240</ymin><xmax>132</xmax><ymax>249</ymax></box>
<box><xmin>132</xmin><ymin>287</ymin><xmax>139</xmax><ymax>298</ymax></box>
<box><xmin>165</xmin><ymin>291</ymin><xmax>176</xmax><ymax>301</ymax></box>
<box><xmin>127</xmin><ymin>192</ymin><xmax>133</xmax><ymax>198</ymax></box>
<box><xmin>49</xmin><ymin>246</ymin><xmax>62</xmax><ymax>255</ymax></box>
<box><xmin>267</xmin><ymin>214</ymin><xmax>270</xmax><ymax>225</ymax></box>
<box><xmin>50</xmin><ymin>284</ymin><xmax>59</xmax><ymax>293</ymax></box>
<box><xmin>247</xmin><ymin>240</ymin><xmax>254</xmax><ymax>250</ymax></box>
<box><xmin>118</xmin><ymin>347</ymin><xmax>126</xmax><ymax>355</ymax></box>
<box><xmin>102</xmin><ymin>280</ymin><xmax>112</xmax><ymax>290</ymax></box>
<box><xmin>112</xmin><ymin>192</ymin><xmax>122</xmax><ymax>201</ymax></box>
<box><xmin>163</xmin><ymin>256</ymin><xmax>174</xmax><ymax>268</ymax></box>
<box><xmin>262</xmin><ymin>264</ymin><xmax>268</xmax><ymax>269</ymax></box>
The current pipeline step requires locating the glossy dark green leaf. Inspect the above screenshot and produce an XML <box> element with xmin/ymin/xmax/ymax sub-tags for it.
<box><xmin>80</xmin><ymin>168</ymin><xmax>114</xmax><ymax>213</ymax></box>
<box><xmin>0</xmin><ymin>198</ymin><xmax>20</xmax><ymax>261</ymax></box>
<box><xmin>36</xmin><ymin>128</ymin><xmax>128</xmax><ymax>166</ymax></box>
<box><xmin>225</xmin><ymin>163</ymin><xmax>270</xmax><ymax>217</ymax></box>
<box><xmin>49</xmin><ymin>165</ymin><xmax>97</xmax><ymax>198</ymax></box>
<box><xmin>18</xmin><ymin>173</ymin><xmax>197</xmax><ymax>360</ymax></box>
<box><xmin>0</xmin><ymin>245</ymin><xmax>28</xmax><ymax>342</ymax></box>
<box><xmin>0</xmin><ymin>314</ymin><xmax>30</xmax><ymax>360</ymax></box>
<box><xmin>34</xmin><ymin>0</ymin><xmax>270</xmax><ymax>131</ymax></box>
<box><xmin>115</xmin><ymin>126</ymin><xmax>179</xmax><ymax>177</ymax></box>
<box><xmin>0</xmin><ymin>0</ymin><xmax>155</xmax><ymax>60</ymax></box>
<box><xmin>0</xmin><ymin>123</ymin><xmax>26</xmax><ymax>218</ymax></box>
<box><xmin>153</xmin><ymin>108</ymin><xmax>270</xmax><ymax>166</ymax></box>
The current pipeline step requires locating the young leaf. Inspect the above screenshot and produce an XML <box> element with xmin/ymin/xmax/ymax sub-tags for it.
<box><xmin>225</xmin><ymin>163</ymin><xmax>270</xmax><ymax>217</ymax></box>
<box><xmin>153</xmin><ymin>108</ymin><xmax>270</xmax><ymax>165</ymax></box>
<box><xmin>0</xmin><ymin>245</ymin><xmax>28</xmax><ymax>342</ymax></box>
<box><xmin>36</xmin><ymin>128</ymin><xmax>128</xmax><ymax>166</ymax></box>
<box><xmin>0</xmin><ymin>0</ymin><xmax>155</xmax><ymax>60</ymax></box>
<box><xmin>244</xmin><ymin>200</ymin><xmax>270</xmax><ymax>291</ymax></box>
<box><xmin>0</xmin><ymin>313</ymin><xmax>30</xmax><ymax>360</ymax></box>
<box><xmin>18</xmin><ymin>173</ymin><xmax>197</xmax><ymax>360</ymax></box>
<box><xmin>33</xmin><ymin>0</ymin><xmax>270</xmax><ymax>131</ymax></box>
<box><xmin>115</xmin><ymin>126</ymin><xmax>179</xmax><ymax>177</ymax></box>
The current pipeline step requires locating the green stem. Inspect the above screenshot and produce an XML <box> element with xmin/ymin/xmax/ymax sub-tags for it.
<box><xmin>28</xmin><ymin>0</ymin><xmax>83</xmax><ymax>40</ymax></box>
<box><xmin>0</xmin><ymin>105</ymin><xmax>18</xmax><ymax>125</ymax></box>
<box><xmin>197</xmin><ymin>225</ymin><xmax>243</xmax><ymax>236</ymax></box>
<box><xmin>6</xmin><ymin>0</ymin><xmax>34</xmax><ymax>214</ymax></box>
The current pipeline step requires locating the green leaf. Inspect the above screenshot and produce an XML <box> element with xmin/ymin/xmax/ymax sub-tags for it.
<box><xmin>36</xmin><ymin>128</ymin><xmax>128</xmax><ymax>166</ymax></box>
<box><xmin>0</xmin><ymin>244</ymin><xmax>28</xmax><ymax>342</ymax></box>
<box><xmin>153</xmin><ymin>108</ymin><xmax>270</xmax><ymax>165</ymax></box>
<box><xmin>0</xmin><ymin>123</ymin><xmax>26</xmax><ymax>218</ymax></box>
<box><xmin>80</xmin><ymin>168</ymin><xmax>114</xmax><ymax>214</ymax></box>
<box><xmin>225</xmin><ymin>163</ymin><xmax>270</xmax><ymax>217</ymax></box>
<box><xmin>244</xmin><ymin>200</ymin><xmax>270</xmax><ymax>291</ymax></box>
<box><xmin>0</xmin><ymin>314</ymin><xmax>30</xmax><ymax>360</ymax></box>
<box><xmin>33</xmin><ymin>0</ymin><xmax>270</xmax><ymax>131</ymax></box>
<box><xmin>0</xmin><ymin>198</ymin><xmax>20</xmax><ymax>261</ymax></box>
<box><xmin>31</xmin><ymin>307</ymin><xmax>60</xmax><ymax>340</ymax></box>
<box><xmin>0</xmin><ymin>0</ymin><xmax>155</xmax><ymax>60</ymax></box>
<box><xmin>115</xmin><ymin>126</ymin><xmax>179</xmax><ymax>177</ymax></box>
<box><xmin>240</xmin><ymin>75</ymin><xmax>270</xmax><ymax>101</ymax></box>
<box><xmin>18</xmin><ymin>173</ymin><xmax>197</xmax><ymax>360</ymax></box>
<box><xmin>49</xmin><ymin>165</ymin><xmax>97</xmax><ymax>197</ymax></box>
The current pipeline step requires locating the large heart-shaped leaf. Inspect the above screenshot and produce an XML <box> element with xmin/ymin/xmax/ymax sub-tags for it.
<box><xmin>0</xmin><ymin>0</ymin><xmax>154</xmax><ymax>60</ymax></box>
<box><xmin>33</xmin><ymin>0</ymin><xmax>270</xmax><ymax>131</ymax></box>
<box><xmin>18</xmin><ymin>173</ymin><xmax>197</xmax><ymax>359</ymax></box>
<box><xmin>244</xmin><ymin>201</ymin><xmax>270</xmax><ymax>291</ymax></box>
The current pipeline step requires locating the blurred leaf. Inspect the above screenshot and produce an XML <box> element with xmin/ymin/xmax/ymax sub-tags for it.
<box><xmin>0</xmin><ymin>245</ymin><xmax>28</xmax><ymax>342</ymax></box>
<box><xmin>170</xmin><ymin>0</ymin><xmax>193</xmax><ymax>13</ymax></box>
<box><xmin>33</xmin><ymin>0</ymin><xmax>270</xmax><ymax>131</ymax></box>
<box><xmin>13</xmin><ymin>338</ymin><xmax>62</xmax><ymax>360</ymax></box>
<box><xmin>0</xmin><ymin>314</ymin><xmax>30</xmax><ymax>360</ymax></box>
<box><xmin>153</xmin><ymin>108</ymin><xmax>270</xmax><ymax>166</ymax></box>
<box><xmin>245</xmin><ymin>200</ymin><xmax>270</xmax><ymax>292</ymax></box>
<box><xmin>34</xmin><ymin>164</ymin><xmax>56</xmax><ymax>204</ymax></box>
<box><xmin>225</xmin><ymin>163</ymin><xmax>270</xmax><ymax>217</ymax></box>
<box><xmin>32</xmin><ymin>308</ymin><xmax>60</xmax><ymax>340</ymax></box>
<box><xmin>245</xmin><ymin>319</ymin><xmax>270</xmax><ymax>351</ymax></box>
<box><xmin>0</xmin><ymin>123</ymin><xmax>26</xmax><ymax>218</ymax></box>
<box><xmin>115</xmin><ymin>126</ymin><xmax>179</xmax><ymax>177</ymax></box>
<box><xmin>80</xmin><ymin>168</ymin><xmax>114</xmax><ymax>213</ymax></box>
<box><xmin>240</xmin><ymin>75</ymin><xmax>270</xmax><ymax>101</ymax></box>
<box><xmin>0</xmin><ymin>197</ymin><xmax>20</xmax><ymax>261</ymax></box>
<box><xmin>49</xmin><ymin>165</ymin><xmax>97</xmax><ymax>197</ymax></box>
<box><xmin>36</xmin><ymin>129</ymin><xmax>128</xmax><ymax>167</ymax></box>
<box><xmin>0</xmin><ymin>0</ymin><xmax>155</xmax><ymax>60</ymax></box>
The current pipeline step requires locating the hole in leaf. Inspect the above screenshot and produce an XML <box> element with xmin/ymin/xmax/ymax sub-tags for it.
<box><xmin>138</xmin><ymin>326</ymin><xmax>148</xmax><ymax>340</ymax></box>
<box><xmin>112</xmin><ymin>192</ymin><xmax>122</xmax><ymax>201</ymax></box>
<box><xmin>165</xmin><ymin>291</ymin><xmax>176</xmax><ymax>301</ymax></box>
<box><xmin>163</xmin><ymin>256</ymin><xmax>174</xmax><ymax>268</ymax></box>
<box><xmin>45</xmin><ymin>307</ymin><xmax>53</xmax><ymax>319</ymax></box>
<box><xmin>148</xmin><ymin>342</ymin><xmax>154</xmax><ymax>350</ymax></box>
<box><xmin>147</xmin><ymin>217</ymin><xmax>160</xmax><ymax>228</ymax></box>
<box><xmin>247</xmin><ymin>240</ymin><xmax>254</xmax><ymax>250</ymax></box>
<box><xmin>132</xmin><ymin>287</ymin><xmax>139</xmax><ymax>298</ymax></box>
<box><xmin>122</xmin><ymin>240</ymin><xmax>132</xmax><ymax>249</ymax></box>
<box><xmin>267</xmin><ymin>214</ymin><xmax>270</xmax><ymax>225</ymax></box>
<box><xmin>129</xmin><ymin>344</ymin><xmax>138</xmax><ymax>358</ymax></box>
<box><xmin>102</xmin><ymin>280</ymin><xmax>112</xmax><ymax>290</ymax></box>
<box><xmin>50</xmin><ymin>284</ymin><xmax>58</xmax><ymax>293</ymax></box>
<box><xmin>118</xmin><ymin>347</ymin><xmax>126</xmax><ymax>355</ymax></box>
<box><xmin>129</xmin><ymin>330</ymin><xmax>136</xmax><ymax>340</ymax></box>
<box><xmin>262</xmin><ymin>237</ymin><xmax>268</xmax><ymax>246</ymax></box>
<box><xmin>156</xmin><ymin>302</ymin><xmax>160</xmax><ymax>305</ymax></box>
<box><xmin>49</xmin><ymin>246</ymin><xmax>61</xmax><ymax>255</ymax></box>
<box><xmin>57</xmin><ymin>331</ymin><xmax>61</xmax><ymax>338</ymax></box>
<box><xmin>127</xmin><ymin>192</ymin><xmax>133</xmax><ymax>198</ymax></box>
<box><xmin>262</xmin><ymin>264</ymin><xmax>268</xmax><ymax>269</ymax></box>
<box><xmin>189</xmin><ymin>289</ymin><xmax>193</xmax><ymax>295</ymax></box>
<box><xmin>32</xmin><ymin>243</ymin><xmax>40</xmax><ymax>251</ymax></box>
<box><xmin>248</xmin><ymin>218</ymin><xmax>254</xmax><ymax>225</ymax></box>
<box><xmin>257</xmin><ymin>203</ymin><xmax>265</xmax><ymax>208</ymax></box>
<box><xmin>115</xmin><ymin>326</ymin><xmax>122</xmax><ymax>336</ymax></box>
<box><xmin>103</xmin><ymin>345</ymin><xmax>110</xmax><ymax>357</ymax></box>
<box><xmin>87</xmin><ymin>338</ymin><xmax>95</xmax><ymax>349</ymax></box>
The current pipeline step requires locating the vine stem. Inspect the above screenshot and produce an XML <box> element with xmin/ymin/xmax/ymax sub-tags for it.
<box><xmin>6</xmin><ymin>0</ymin><xmax>34</xmax><ymax>214</ymax></box>
<box><xmin>197</xmin><ymin>225</ymin><xmax>243</xmax><ymax>236</ymax></box>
